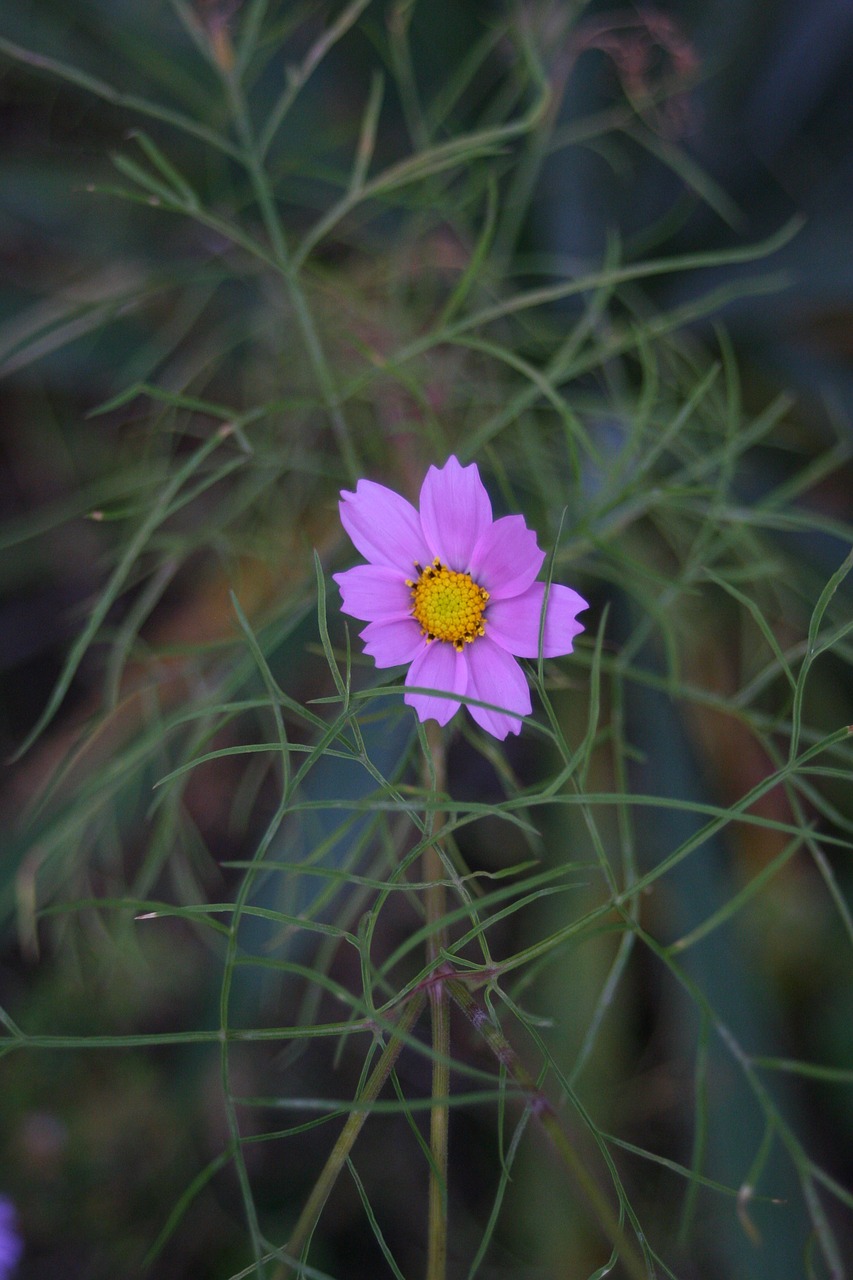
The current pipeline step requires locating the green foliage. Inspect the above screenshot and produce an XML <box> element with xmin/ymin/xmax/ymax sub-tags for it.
<box><xmin>1</xmin><ymin>3</ymin><xmax>852</xmax><ymax>1278</ymax></box>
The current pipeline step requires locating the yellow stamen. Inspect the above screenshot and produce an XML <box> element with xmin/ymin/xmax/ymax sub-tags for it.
<box><xmin>407</xmin><ymin>558</ymin><xmax>489</xmax><ymax>652</ymax></box>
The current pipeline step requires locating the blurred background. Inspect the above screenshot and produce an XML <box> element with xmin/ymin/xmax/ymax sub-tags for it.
<box><xmin>2</xmin><ymin>2</ymin><xmax>853</xmax><ymax>1277</ymax></box>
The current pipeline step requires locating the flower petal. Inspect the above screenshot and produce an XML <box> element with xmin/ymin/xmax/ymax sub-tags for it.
<box><xmin>404</xmin><ymin>640</ymin><xmax>468</xmax><ymax>726</ymax></box>
<box><xmin>334</xmin><ymin>564</ymin><xmax>412</xmax><ymax>623</ymax></box>
<box><xmin>486</xmin><ymin>583</ymin><xmax>588</xmax><ymax>658</ymax></box>
<box><xmin>418</xmin><ymin>455</ymin><xmax>492</xmax><ymax>569</ymax></box>
<box><xmin>469</xmin><ymin>514</ymin><xmax>545</xmax><ymax>599</ymax></box>
<box><xmin>360</xmin><ymin>618</ymin><xmax>425</xmax><ymax>668</ymax></box>
<box><xmin>464</xmin><ymin>637</ymin><xmax>531</xmax><ymax>739</ymax></box>
<box><xmin>340</xmin><ymin>480</ymin><xmax>430</xmax><ymax>572</ymax></box>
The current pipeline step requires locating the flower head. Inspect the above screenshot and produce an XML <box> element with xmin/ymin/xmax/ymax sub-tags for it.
<box><xmin>333</xmin><ymin>456</ymin><xmax>588</xmax><ymax>740</ymax></box>
<box><xmin>0</xmin><ymin>1197</ymin><xmax>22</xmax><ymax>1279</ymax></box>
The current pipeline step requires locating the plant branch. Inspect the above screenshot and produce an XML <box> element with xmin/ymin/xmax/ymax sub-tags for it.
<box><xmin>273</xmin><ymin>990</ymin><xmax>428</xmax><ymax>1280</ymax></box>
<box><xmin>447</xmin><ymin>976</ymin><xmax>649</xmax><ymax>1280</ymax></box>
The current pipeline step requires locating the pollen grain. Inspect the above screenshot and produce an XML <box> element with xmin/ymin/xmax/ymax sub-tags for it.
<box><xmin>407</xmin><ymin>558</ymin><xmax>489</xmax><ymax>651</ymax></box>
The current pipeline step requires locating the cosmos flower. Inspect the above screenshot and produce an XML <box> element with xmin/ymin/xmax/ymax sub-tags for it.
<box><xmin>0</xmin><ymin>1197</ymin><xmax>22</xmax><ymax>1279</ymax></box>
<box><xmin>333</xmin><ymin>456</ymin><xmax>588</xmax><ymax>740</ymax></box>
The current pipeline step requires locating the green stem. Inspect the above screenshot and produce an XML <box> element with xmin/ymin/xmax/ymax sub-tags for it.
<box><xmin>285</xmin><ymin>276</ymin><xmax>362</xmax><ymax>484</ymax></box>
<box><xmin>424</xmin><ymin>720</ymin><xmax>449</xmax><ymax>1280</ymax></box>
<box><xmin>273</xmin><ymin>991</ymin><xmax>427</xmax><ymax>1280</ymax></box>
<box><xmin>223</xmin><ymin>63</ymin><xmax>360</xmax><ymax>483</ymax></box>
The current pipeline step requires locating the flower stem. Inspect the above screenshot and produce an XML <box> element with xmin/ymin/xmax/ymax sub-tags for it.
<box><xmin>423</xmin><ymin>719</ymin><xmax>450</xmax><ymax>1280</ymax></box>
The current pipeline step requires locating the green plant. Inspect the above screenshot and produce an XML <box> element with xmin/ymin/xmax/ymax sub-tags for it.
<box><xmin>2</xmin><ymin>4</ymin><xmax>852</xmax><ymax>1278</ymax></box>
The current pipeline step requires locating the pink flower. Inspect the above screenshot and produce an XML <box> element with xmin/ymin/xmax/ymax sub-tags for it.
<box><xmin>333</xmin><ymin>456</ymin><xmax>588</xmax><ymax>740</ymax></box>
<box><xmin>0</xmin><ymin>1197</ymin><xmax>22</xmax><ymax>1279</ymax></box>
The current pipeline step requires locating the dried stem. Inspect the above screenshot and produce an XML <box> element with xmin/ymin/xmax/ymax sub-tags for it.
<box><xmin>447</xmin><ymin>976</ymin><xmax>649</xmax><ymax>1280</ymax></box>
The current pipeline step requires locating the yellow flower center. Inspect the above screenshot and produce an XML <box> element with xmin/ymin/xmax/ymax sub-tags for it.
<box><xmin>407</xmin><ymin>558</ymin><xmax>490</xmax><ymax>652</ymax></box>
